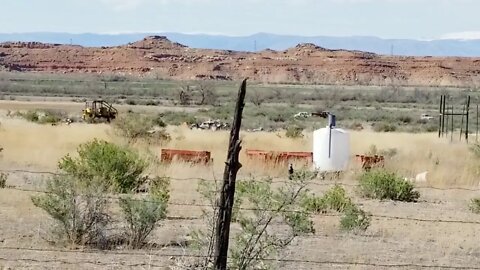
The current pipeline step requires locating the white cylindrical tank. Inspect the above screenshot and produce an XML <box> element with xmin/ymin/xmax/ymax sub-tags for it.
<box><xmin>313</xmin><ymin>127</ymin><xmax>350</xmax><ymax>172</ymax></box>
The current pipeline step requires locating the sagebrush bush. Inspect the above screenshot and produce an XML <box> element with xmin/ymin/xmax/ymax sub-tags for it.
<box><xmin>59</xmin><ymin>139</ymin><xmax>148</xmax><ymax>193</ymax></box>
<box><xmin>358</xmin><ymin>169</ymin><xmax>420</xmax><ymax>202</ymax></box>
<box><xmin>119</xmin><ymin>177</ymin><xmax>170</xmax><ymax>249</ymax></box>
<box><xmin>340</xmin><ymin>205</ymin><xmax>371</xmax><ymax>232</ymax></box>
<box><xmin>320</xmin><ymin>185</ymin><xmax>353</xmax><ymax>212</ymax></box>
<box><xmin>302</xmin><ymin>185</ymin><xmax>370</xmax><ymax>232</ymax></box>
<box><xmin>31</xmin><ymin>175</ymin><xmax>110</xmax><ymax>247</ymax></box>
<box><xmin>302</xmin><ymin>185</ymin><xmax>352</xmax><ymax>213</ymax></box>
<box><xmin>469</xmin><ymin>198</ymin><xmax>480</xmax><ymax>214</ymax></box>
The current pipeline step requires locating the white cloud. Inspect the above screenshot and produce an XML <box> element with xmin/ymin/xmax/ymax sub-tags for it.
<box><xmin>441</xmin><ymin>31</ymin><xmax>480</xmax><ymax>40</ymax></box>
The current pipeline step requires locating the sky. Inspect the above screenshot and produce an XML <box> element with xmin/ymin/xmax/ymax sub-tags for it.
<box><xmin>1</xmin><ymin>0</ymin><xmax>480</xmax><ymax>40</ymax></box>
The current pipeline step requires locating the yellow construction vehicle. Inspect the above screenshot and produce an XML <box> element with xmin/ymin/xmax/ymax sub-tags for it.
<box><xmin>82</xmin><ymin>100</ymin><xmax>118</xmax><ymax>123</ymax></box>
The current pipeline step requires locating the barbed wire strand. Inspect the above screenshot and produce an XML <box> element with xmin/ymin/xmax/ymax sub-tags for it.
<box><xmin>0</xmin><ymin>246</ymin><xmax>478</xmax><ymax>269</ymax></box>
<box><xmin>4</xmin><ymin>185</ymin><xmax>480</xmax><ymax>225</ymax></box>
<box><xmin>3</xmin><ymin>168</ymin><xmax>480</xmax><ymax>191</ymax></box>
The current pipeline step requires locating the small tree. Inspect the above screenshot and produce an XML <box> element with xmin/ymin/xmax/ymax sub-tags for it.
<box><xmin>250</xmin><ymin>90</ymin><xmax>265</xmax><ymax>107</ymax></box>
<box><xmin>119</xmin><ymin>177</ymin><xmax>170</xmax><ymax>249</ymax></box>
<box><xmin>197</xmin><ymin>81</ymin><xmax>218</xmax><ymax>106</ymax></box>
<box><xmin>58</xmin><ymin>140</ymin><xmax>148</xmax><ymax>193</ymax></box>
<box><xmin>178</xmin><ymin>84</ymin><xmax>192</xmax><ymax>105</ymax></box>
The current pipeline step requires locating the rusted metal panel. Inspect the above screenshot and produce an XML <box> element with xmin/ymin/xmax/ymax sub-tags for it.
<box><xmin>161</xmin><ymin>149</ymin><xmax>211</xmax><ymax>165</ymax></box>
<box><xmin>246</xmin><ymin>149</ymin><xmax>313</xmax><ymax>164</ymax></box>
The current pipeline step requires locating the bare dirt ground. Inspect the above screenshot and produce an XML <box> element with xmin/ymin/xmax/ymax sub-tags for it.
<box><xmin>1</xmin><ymin>100</ymin><xmax>480</xmax><ymax>269</ymax></box>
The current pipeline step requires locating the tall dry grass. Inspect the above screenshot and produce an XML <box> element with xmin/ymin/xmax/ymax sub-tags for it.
<box><xmin>0</xmin><ymin>117</ymin><xmax>110</xmax><ymax>170</ymax></box>
<box><xmin>350</xmin><ymin>132</ymin><xmax>479</xmax><ymax>187</ymax></box>
<box><xmin>1</xmin><ymin>115</ymin><xmax>479</xmax><ymax>187</ymax></box>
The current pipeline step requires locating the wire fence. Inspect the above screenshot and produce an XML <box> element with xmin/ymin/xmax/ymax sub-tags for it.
<box><xmin>2</xmin><ymin>170</ymin><xmax>480</xmax><ymax>225</ymax></box>
<box><xmin>0</xmin><ymin>246</ymin><xmax>479</xmax><ymax>269</ymax></box>
<box><xmin>3</xmin><ymin>168</ymin><xmax>480</xmax><ymax>191</ymax></box>
<box><xmin>2</xmin><ymin>169</ymin><xmax>480</xmax><ymax>268</ymax></box>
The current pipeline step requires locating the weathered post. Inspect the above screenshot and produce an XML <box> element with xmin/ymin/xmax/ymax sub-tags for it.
<box><xmin>442</xmin><ymin>95</ymin><xmax>447</xmax><ymax>137</ymax></box>
<box><xmin>438</xmin><ymin>95</ymin><xmax>443</xmax><ymax>138</ymax></box>
<box><xmin>213</xmin><ymin>79</ymin><xmax>247</xmax><ymax>270</ymax></box>
<box><xmin>466</xmin><ymin>96</ymin><xmax>471</xmax><ymax>142</ymax></box>
<box><xmin>460</xmin><ymin>104</ymin><xmax>465</xmax><ymax>141</ymax></box>
<box><xmin>451</xmin><ymin>106</ymin><xmax>454</xmax><ymax>142</ymax></box>
<box><xmin>476</xmin><ymin>104</ymin><xmax>478</xmax><ymax>142</ymax></box>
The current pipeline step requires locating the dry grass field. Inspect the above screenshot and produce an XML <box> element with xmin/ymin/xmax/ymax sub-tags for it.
<box><xmin>2</xmin><ymin>102</ymin><xmax>480</xmax><ymax>269</ymax></box>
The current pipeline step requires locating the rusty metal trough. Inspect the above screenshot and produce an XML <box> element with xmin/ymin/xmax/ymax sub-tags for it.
<box><xmin>161</xmin><ymin>149</ymin><xmax>212</xmax><ymax>165</ymax></box>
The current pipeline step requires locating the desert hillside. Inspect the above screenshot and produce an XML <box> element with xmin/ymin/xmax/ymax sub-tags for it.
<box><xmin>1</xmin><ymin>35</ymin><xmax>480</xmax><ymax>87</ymax></box>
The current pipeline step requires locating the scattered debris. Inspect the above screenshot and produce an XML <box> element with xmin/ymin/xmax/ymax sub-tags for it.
<box><xmin>190</xmin><ymin>119</ymin><xmax>230</xmax><ymax>131</ymax></box>
<box><xmin>420</xmin><ymin>114</ymin><xmax>434</xmax><ymax>121</ymax></box>
<box><xmin>247</xmin><ymin>127</ymin><xmax>264</xmax><ymax>132</ymax></box>
<box><xmin>294</xmin><ymin>112</ymin><xmax>312</xmax><ymax>119</ymax></box>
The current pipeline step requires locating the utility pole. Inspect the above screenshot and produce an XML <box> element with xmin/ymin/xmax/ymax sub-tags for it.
<box><xmin>213</xmin><ymin>79</ymin><xmax>247</xmax><ymax>270</ymax></box>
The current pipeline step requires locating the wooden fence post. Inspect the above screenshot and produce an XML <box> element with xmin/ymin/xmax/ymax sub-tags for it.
<box><xmin>213</xmin><ymin>79</ymin><xmax>247</xmax><ymax>270</ymax></box>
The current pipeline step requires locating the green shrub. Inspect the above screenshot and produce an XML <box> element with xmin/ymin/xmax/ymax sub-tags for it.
<box><xmin>340</xmin><ymin>205</ymin><xmax>371</xmax><ymax>232</ymax></box>
<box><xmin>320</xmin><ymin>185</ymin><xmax>353</xmax><ymax>212</ymax></box>
<box><xmin>38</xmin><ymin>110</ymin><xmax>62</xmax><ymax>124</ymax></box>
<box><xmin>159</xmin><ymin>111</ymin><xmax>196</xmax><ymax>126</ymax></box>
<box><xmin>285</xmin><ymin>125</ymin><xmax>304</xmax><ymax>138</ymax></box>
<box><xmin>14</xmin><ymin>110</ymin><xmax>62</xmax><ymax>125</ymax></box>
<box><xmin>31</xmin><ymin>175</ymin><xmax>110</xmax><ymax>247</ymax></box>
<box><xmin>15</xmin><ymin>110</ymin><xmax>40</xmax><ymax>122</ymax></box>
<box><xmin>302</xmin><ymin>185</ymin><xmax>352</xmax><ymax>213</ymax></box>
<box><xmin>469</xmin><ymin>198</ymin><xmax>480</xmax><ymax>214</ymax></box>
<box><xmin>358</xmin><ymin>169</ymin><xmax>420</xmax><ymax>202</ymax></box>
<box><xmin>119</xmin><ymin>178</ymin><xmax>169</xmax><ymax>248</ymax></box>
<box><xmin>0</xmin><ymin>172</ymin><xmax>7</xmax><ymax>188</ymax></box>
<box><xmin>302</xmin><ymin>185</ymin><xmax>370</xmax><ymax>233</ymax></box>
<box><xmin>58</xmin><ymin>140</ymin><xmax>148</xmax><ymax>193</ymax></box>
<box><xmin>113</xmin><ymin>113</ymin><xmax>170</xmax><ymax>143</ymax></box>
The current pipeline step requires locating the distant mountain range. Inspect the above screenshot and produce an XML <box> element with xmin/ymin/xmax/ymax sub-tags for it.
<box><xmin>1</xmin><ymin>32</ymin><xmax>480</xmax><ymax>57</ymax></box>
